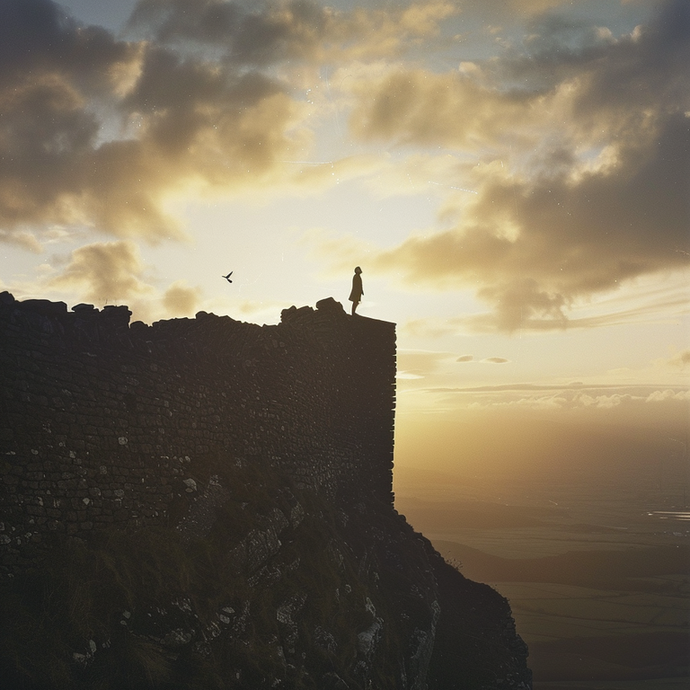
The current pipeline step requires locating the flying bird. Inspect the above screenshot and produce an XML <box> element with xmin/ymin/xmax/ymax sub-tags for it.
<box><xmin>222</xmin><ymin>271</ymin><xmax>233</xmax><ymax>283</ymax></box>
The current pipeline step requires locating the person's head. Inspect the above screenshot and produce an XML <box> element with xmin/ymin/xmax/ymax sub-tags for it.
<box><xmin>354</xmin><ymin>266</ymin><xmax>362</xmax><ymax>274</ymax></box>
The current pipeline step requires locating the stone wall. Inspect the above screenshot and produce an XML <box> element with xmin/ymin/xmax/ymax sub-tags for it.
<box><xmin>0</xmin><ymin>293</ymin><xmax>396</xmax><ymax>574</ymax></box>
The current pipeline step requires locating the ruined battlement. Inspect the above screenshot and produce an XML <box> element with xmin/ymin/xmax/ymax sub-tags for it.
<box><xmin>0</xmin><ymin>292</ymin><xmax>395</xmax><ymax>569</ymax></box>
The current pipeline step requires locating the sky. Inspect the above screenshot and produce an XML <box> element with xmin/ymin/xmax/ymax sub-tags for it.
<box><xmin>1</xmin><ymin>0</ymin><xmax>688</xmax><ymax>477</ymax></box>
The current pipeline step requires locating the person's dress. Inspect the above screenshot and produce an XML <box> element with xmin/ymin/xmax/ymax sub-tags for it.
<box><xmin>349</xmin><ymin>274</ymin><xmax>363</xmax><ymax>302</ymax></box>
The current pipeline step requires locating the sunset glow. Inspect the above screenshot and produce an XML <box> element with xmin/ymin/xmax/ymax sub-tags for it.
<box><xmin>2</xmin><ymin>1</ymin><xmax>689</xmax><ymax>684</ymax></box>
<box><xmin>1</xmin><ymin>0</ymin><xmax>688</xmax><ymax>455</ymax></box>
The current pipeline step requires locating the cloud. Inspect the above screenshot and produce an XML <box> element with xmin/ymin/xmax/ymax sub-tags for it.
<box><xmin>128</xmin><ymin>0</ymin><xmax>457</xmax><ymax>64</ymax></box>
<box><xmin>39</xmin><ymin>241</ymin><xmax>206</xmax><ymax>321</ymax></box>
<box><xmin>119</xmin><ymin>45</ymin><xmax>308</xmax><ymax>183</ymax></box>
<box><xmin>456</xmin><ymin>354</ymin><xmax>509</xmax><ymax>363</ymax></box>
<box><xmin>433</xmin><ymin>382</ymin><xmax>687</xmax><ymax>394</ymax></box>
<box><xmin>666</xmin><ymin>350</ymin><xmax>690</xmax><ymax>370</ymax></box>
<box><xmin>348</xmin><ymin>68</ymin><xmax>533</xmax><ymax>149</ymax></box>
<box><xmin>128</xmin><ymin>0</ymin><xmax>336</xmax><ymax>65</ymax></box>
<box><xmin>0</xmin><ymin>0</ymin><xmax>318</xmax><ymax>246</ymax></box>
<box><xmin>430</xmin><ymin>383</ymin><xmax>690</xmax><ymax>416</ymax></box>
<box><xmin>48</xmin><ymin>240</ymin><xmax>154</xmax><ymax>303</ymax></box>
<box><xmin>162</xmin><ymin>280</ymin><xmax>202</xmax><ymax>316</ymax></box>
<box><xmin>515</xmin><ymin>0</ymin><xmax>690</xmax><ymax>110</ymax></box>
<box><xmin>574</xmin><ymin>392</ymin><xmax>631</xmax><ymax>409</ymax></box>
<box><xmin>412</xmin><ymin>383</ymin><xmax>687</xmax><ymax>431</ymax></box>
<box><xmin>0</xmin><ymin>0</ymin><xmax>460</xmax><ymax>250</ymax></box>
<box><xmin>403</xmin><ymin>275</ymin><xmax>689</xmax><ymax>335</ymax></box>
<box><xmin>646</xmin><ymin>388</ymin><xmax>690</xmax><ymax>402</ymax></box>
<box><xmin>0</xmin><ymin>230</ymin><xmax>44</xmax><ymax>253</ymax></box>
<box><xmin>347</xmin><ymin>0</ymin><xmax>690</xmax><ymax>331</ymax></box>
<box><xmin>0</xmin><ymin>1</ymin><xmax>149</xmax><ymax>241</ymax></box>
<box><xmin>467</xmin><ymin>392</ymin><xmax>570</xmax><ymax>411</ymax></box>
<box><xmin>372</xmin><ymin>107</ymin><xmax>688</xmax><ymax>293</ymax></box>
<box><xmin>0</xmin><ymin>1</ymin><xmax>183</xmax><ymax>243</ymax></box>
<box><xmin>2</xmin><ymin>0</ymin><xmax>686</xmax><ymax>346</ymax></box>
<box><xmin>459</xmin><ymin>0</ymin><xmax>572</xmax><ymax>20</ymax></box>
<box><xmin>0</xmin><ymin>0</ymin><xmax>139</xmax><ymax>93</ymax></box>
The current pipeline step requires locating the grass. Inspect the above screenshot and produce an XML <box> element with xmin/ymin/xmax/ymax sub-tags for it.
<box><xmin>0</xmin><ymin>458</ymin><xmax>448</xmax><ymax>689</ymax></box>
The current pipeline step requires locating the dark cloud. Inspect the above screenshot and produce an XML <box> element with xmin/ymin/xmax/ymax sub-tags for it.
<box><xmin>128</xmin><ymin>0</ymin><xmax>456</xmax><ymax>64</ymax></box>
<box><xmin>0</xmin><ymin>0</ymin><xmax>173</xmax><ymax>241</ymax></box>
<box><xmin>0</xmin><ymin>76</ymin><xmax>98</xmax><ymax>228</ymax></box>
<box><xmin>357</xmin><ymin>0</ymin><xmax>690</xmax><ymax>331</ymax></box>
<box><xmin>128</xmin><ymin>0</ymin><xmax>244</xmax><ymax>45</ymax></box>
<box><xmin>456</xmin><ymin>354</ymin><xmax>474</xmax><ymax>362</ymax></box>
<box><xmin>379</xmin><ymin>110</ymin><xmax>689</xmax><ymax>331</ymax></box>
<box><xmin>122</xmin><ymin>45</ymin><xmax>286</xmax><ymax>166</ymax></box>
<box><xmin>0</xmin><ymin>0</ymin><xmax>462</xmax><ymax>251</ymax></box>
<box><xmin>0</xmin><ymin>0</ymin><xmax>137</xmax><ymax>93</ymax></box>
<box><xmin>497</xmin><ymin>0</ymin><xmax>690</xmax><ymax>112</ymax></box>
<box><xmin>0</xmin><ymin>0</ymin><xmax>307</xmax><ymax>246</ymax></box>
<box><xmin>128</xmin><ymin>0</ymin><xmax>330</xmax><ymax>65</ymax></box>
<box><xmin>458</xmin><ymin>0</ymin><xmax>568</xmax><ymax>20</ymax></box>
<box><xmin>575</xmin><ymin>0</ymin><xmax>690</xmax><ymax>115</ymax></box>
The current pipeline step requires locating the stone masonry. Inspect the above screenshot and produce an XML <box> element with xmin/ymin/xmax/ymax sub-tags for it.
<box><xmin>0</xmin><ymin>293</ymin><xmax>396</xmax><ymax>575</ymax></box>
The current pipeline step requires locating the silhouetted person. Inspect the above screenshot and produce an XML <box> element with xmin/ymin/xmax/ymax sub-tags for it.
<box><xmin>349</xmin><ymin>266</ymin><xmax>363</xmax><ymax>315</ymax></box>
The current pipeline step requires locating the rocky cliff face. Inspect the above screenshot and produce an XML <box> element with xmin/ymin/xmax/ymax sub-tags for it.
<box><xmin>0</xmin><ymin>292</ymin><xmax>531</xmax><ymax>689</ymax></box>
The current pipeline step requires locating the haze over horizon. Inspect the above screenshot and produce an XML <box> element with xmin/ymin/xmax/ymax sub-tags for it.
<box><xmin>0</xmin><ymin>0</ymin><xmax>688</xmax><ymax>473</ymax></box>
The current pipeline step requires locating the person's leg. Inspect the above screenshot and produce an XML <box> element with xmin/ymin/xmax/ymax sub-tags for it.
<box><xmin>351</xmin><ymin>300</ymin><xmax>358</xmax><ymax>315</ymax></box>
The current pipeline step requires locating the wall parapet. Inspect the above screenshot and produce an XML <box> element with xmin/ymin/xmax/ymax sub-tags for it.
<box><xmin>0</xmin><ymin>292</ymin><xmax>396</xmax><ymax>573</ymax></box>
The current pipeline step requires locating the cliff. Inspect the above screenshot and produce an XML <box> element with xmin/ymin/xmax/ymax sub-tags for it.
<box><xmin>0</xmin><ymin>292</ymin><xmax>531</xmax><ymax>689</ymax></box>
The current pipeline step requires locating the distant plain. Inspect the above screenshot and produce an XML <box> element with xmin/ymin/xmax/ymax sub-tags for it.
<box><xmin>394</xmin><ymin>441</ymin><xmax>689</xmax><ymax>689</ymax></box>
